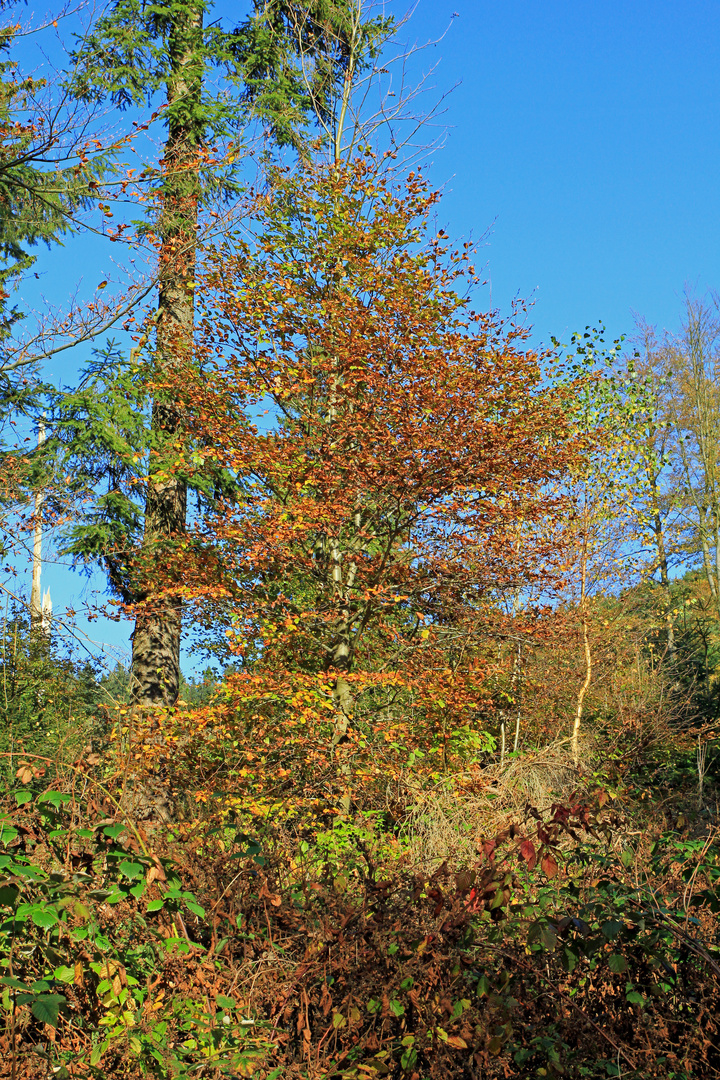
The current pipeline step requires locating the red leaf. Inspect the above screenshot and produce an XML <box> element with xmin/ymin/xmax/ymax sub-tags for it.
<box><xmin>519</xmin><ymin>839</ymin><xmax>537</xmax><ymax>869</ymax></box>
<box><xmin>481</xmin><ymin>839</ymin><xmax>497</xmax><ymax>861</ymax></box>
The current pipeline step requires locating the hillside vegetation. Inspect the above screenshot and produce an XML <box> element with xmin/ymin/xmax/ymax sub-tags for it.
<box><xmin>0</xmin><ymin>2</ymin><xmax>719</xmax><ymax>1077</ymax></box>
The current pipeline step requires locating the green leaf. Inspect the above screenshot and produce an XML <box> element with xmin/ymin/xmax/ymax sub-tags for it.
<box><xmin>146</xmin><ymin>899</ymin><xmax>164</xmax><ymax>912</ymax></box>
<box><xmin>401</xmin><ymin>1047</ymin><xmax>418</xmax><ymax>1069</ymax></box>
<box><xmin>103</xmin><ymin>825</ymin><xmax>126</xmax><ymax>840</ymax></box>
<box><xmin>31</xmin><ymin>994</ymin><xmax>65</xmax><ymax>1027</ymax></box>
<box><xmin>14</xmin><ymin>791</ymin><xmax>33</xmax><ymax>806</ymax></box>
<box><xmin>0</xmin><ymin>885</ymin><xmax>19</xmax><ymax>906</ymax></box>
<box><xmin>540</xmin><ymin>923</ymin><xmax>557</xmax><ymax>951</ymax></box>
<box><xmin>119</xmin><ymin>860</ymin><xmax>144</xmax><ymax>880</ymax></box>
<box><xmin>216</xmin><ymin>995</ymin><xmax>236</xmax><ymax>1009</ymax></box>
<box><xmin>184</xmin><ymin>900</ymin><xmax>205</xmax><ymax>917</ymax></box>
<box><xmin>32</xmin><ymin>908</ymin><xmax>59</xmax><ymax>929</ymax></box>
<box><xmin>38</xmin><ymin>791</ymin><xmax>72</xmax><ymax>809</ymax></box>
<box><xmin>608</xmin><ymin>954</ymin><xmax>627</xmax><ymax>973</ymax></box>
<box><xmin>53</xmin><ymin>966</ymin><xmax>75</xmax><ymax>984</ymax></box>
<box><xmin>562</xmin><ymin>947</ymin><xmax>578</xmax><ymax>973</ymax></box>
<box><xmin>601</xmin><ymin>919</ymin><xmax>623</xmax><ymax>940</ymax></box>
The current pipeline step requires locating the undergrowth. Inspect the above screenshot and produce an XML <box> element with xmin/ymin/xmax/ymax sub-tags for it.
<box><xmin>0</xmin><ymin>743</ymin><xmax>719</xmax><ymax>1079</ymax></box>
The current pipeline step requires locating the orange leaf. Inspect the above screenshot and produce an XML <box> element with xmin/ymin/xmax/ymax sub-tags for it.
<box><xmin>541</xmin><ymin>852</ymin><xmax>558</xmax><ymax>878</ymax></box>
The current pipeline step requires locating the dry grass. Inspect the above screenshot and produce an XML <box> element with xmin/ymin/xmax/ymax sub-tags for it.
<box><xmin>397</xmin><ymin>739</ymin><xmax>590</xmax><ymax>871</ymax></box>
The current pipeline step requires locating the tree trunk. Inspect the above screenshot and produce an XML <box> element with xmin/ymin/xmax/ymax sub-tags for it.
<box><xmin>572</xmin><ymin>513</ymin><xmax>591</xmax><ymax>766</ymax></box>
<box><xmin>131</xmin><ymin>3</ymin><xmax>202</xmax><ymax>705</ymax></box>
<box><xmin>30</xmin><ymin>418</ymin><xmax>45</xmax><ymax>632</ymax></box>
<box><xmin>649</xmin><ymin>469</ymin><xmax>675</xmax><ymax>655</ymax></box>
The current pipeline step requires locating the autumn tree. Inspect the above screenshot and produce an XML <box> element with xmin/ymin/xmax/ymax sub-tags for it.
<box><xmin>157</xmin><ymin>157</ymin><xmax>575</xmax><ymax>778</ymax></box>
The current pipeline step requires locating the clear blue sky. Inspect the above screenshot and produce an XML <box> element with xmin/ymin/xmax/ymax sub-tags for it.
<box><xmin>14</xmin><ymin>0</ymin><xmax>720</xmax><ymax>672</ymax></box>
<box><xmin>406</xmin><ymin>0</ymin><xmax>720</xmax><ymax>345</ymax></box>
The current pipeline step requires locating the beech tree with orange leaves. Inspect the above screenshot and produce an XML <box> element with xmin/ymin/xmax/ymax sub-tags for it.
<box><xmin>144</xmin><ymin>155</ymin><xmax>578</xmax><ymax>784</ymax></box>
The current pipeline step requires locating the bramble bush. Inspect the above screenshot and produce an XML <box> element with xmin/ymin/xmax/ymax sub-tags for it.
<box><xmin>1</xmin><ymin>755</ymin><xmax>719</xmax><ymax>1079</ymax></box>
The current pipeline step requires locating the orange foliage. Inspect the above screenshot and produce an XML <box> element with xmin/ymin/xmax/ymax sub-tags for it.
<box><xmin>135</xmin><ymin>156</ymin><xmax>580</xmax><ymax>793</ymax></box>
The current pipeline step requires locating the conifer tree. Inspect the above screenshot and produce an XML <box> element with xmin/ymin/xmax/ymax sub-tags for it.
<box><xmin>63</xmin><ymin>0</ymin><xmax>392</xmax><ymax>705</ymax></box>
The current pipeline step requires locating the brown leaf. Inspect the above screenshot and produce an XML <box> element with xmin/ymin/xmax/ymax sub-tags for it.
<box><xmin>455</xmin><ymin>870</ymin><xmax>475</xmax><ymax>892</ymax></box>
<box><xmin>541</xmin><ymin>852</ymin><xmax>558</xmax><ymax>878</ymax></box>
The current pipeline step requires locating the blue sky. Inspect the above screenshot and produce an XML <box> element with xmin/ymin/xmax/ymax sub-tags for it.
<box><xmin>12</xmin><ymin>0</ymin><xmax>720</xmax><ymax>672</ymax></box>
<box><xmin>406</xmin><ymin>0</ymin><xmax>720</xmax><ymax>344</ymax></box>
